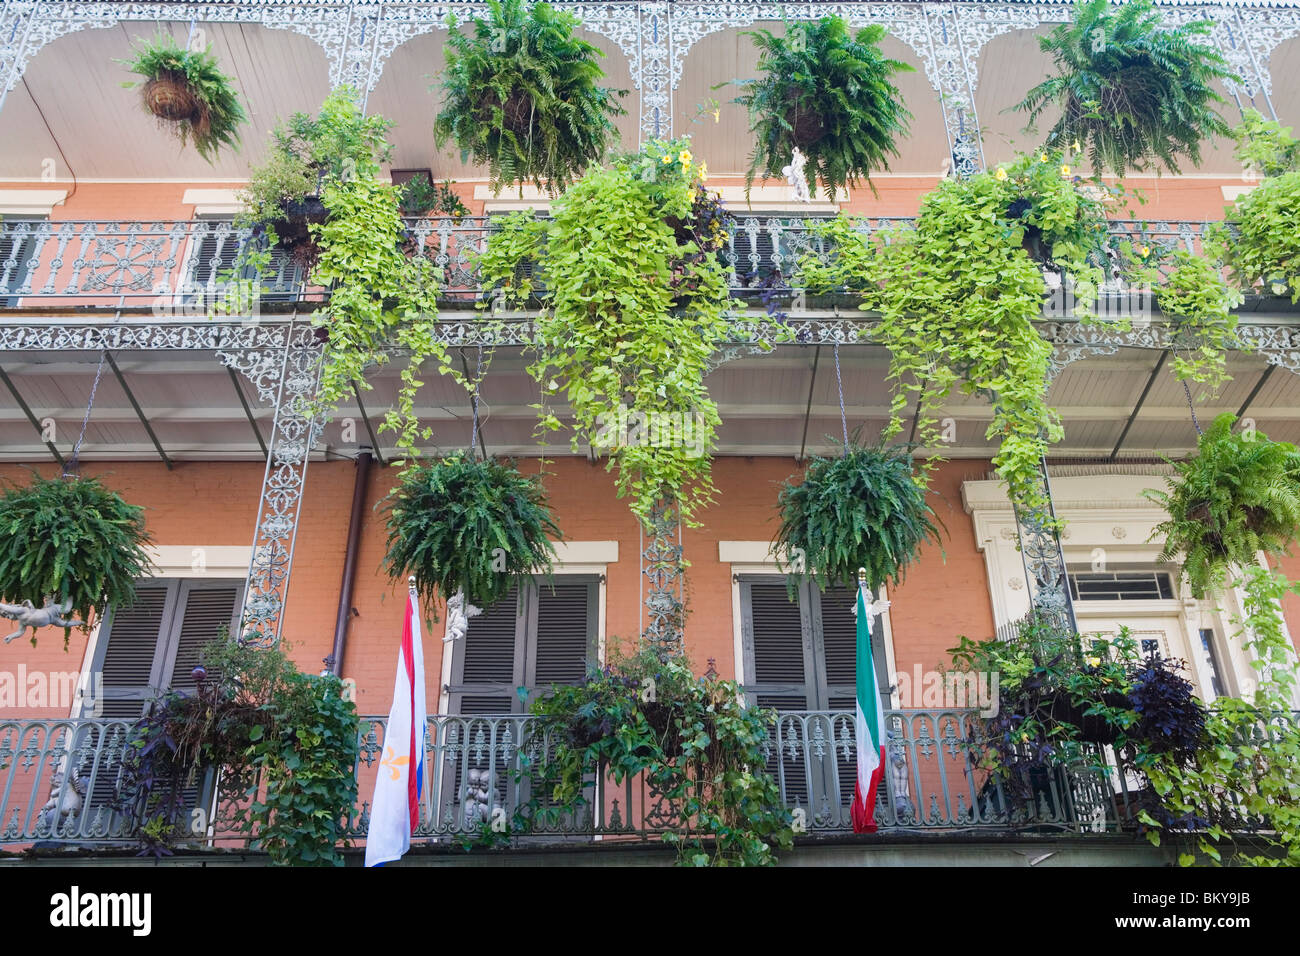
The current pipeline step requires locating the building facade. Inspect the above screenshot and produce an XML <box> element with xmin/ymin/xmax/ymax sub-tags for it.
<box><xmin>2</xmin><ymin>0</ymin><xmax>1300</xmax><ymax>860</ymax></box>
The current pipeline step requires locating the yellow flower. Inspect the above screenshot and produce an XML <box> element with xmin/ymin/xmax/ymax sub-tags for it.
<box><xmin>662</xmin><ymin>153</ymin><xmax>673</xmax><ymax>164</ymax></box>
<box><xmin>712</xmin><ymin>108</ymin><xmax>720</xmax><ymax>123</ymax></box>
<box><xmin>995</xmin><ymin>167</ymin><xmax>1008</xmax><ymax>181</ymax></box>
<box><xmin>1061</xmin><ymin>164</ymin><xmax>1071</xmax><ymax>176</ymax></box>
<box><xmin>1072</xmin><ymin>139</ymin><xmax>1081</xmax><ymax>152</ymax></box>
<box><xmin>1139</xmin><ymin>244</ymin><xmax>1150</xmax><ymax>256</ymax></box>
<box><xmin>1085</xmin><ymin>655</ymin><xmax>1102</xmax><ymax>668</ymax></box>
<box><xmin>698</xmin><ymin>161</ymin><xmax>708</xmax><ymax>181</ymax></box>
<box><xmin>1040</xmin><ymin>152</ymin><xmax>1049</xmax><ymax>162</ymax></box>
<box><xmin>679</xmin><ymin>149</ymin><xmax>692</xmax><ymax>165</ymax></box>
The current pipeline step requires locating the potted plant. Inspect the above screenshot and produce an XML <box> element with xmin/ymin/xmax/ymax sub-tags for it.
<box><xmin>774</xmin><ymin>439</ymin><xmax>943</xmax><ymax>597</ymax></box>
<box><xmin>1013</xmin><ymin>0</ymin><xmax>1237</xmax><ymax>176</ymax></box>
<box><xmin>398</xmin><ymin>175</ymin><xmax>470</xmax><ymax>219</ymax></box>
<box><xmin>380</xmin><ymin>451</ymin><xmax>561</xmax><ymax>610</ymax></box>
<box><xmin>0</xmin><ymin>473</ymin><xmax>154</xmax><ymax>648</ymax></box>
<box><xmin>1145</xmin><ymin>413</ymin><xmax>1300</xmax><ymax>597</ymax></box>
<box><xmin>121</xmin><ymin>33</ymin><xmax>247</xmax><ymax>162</ymax></box>
<box><xmin>236</xmin><ymin>87</ymin><xmax>393</xmax><ymax>265</ymax></box>
<box><xmin>433</xmin><ymin>0</ymin><xmax>627</xmax><ymax>195</ymax></box>
<box><xmin>730</xmin><ymin>17</ymin><xmax>913</xmax><ymax>201</ymax></box>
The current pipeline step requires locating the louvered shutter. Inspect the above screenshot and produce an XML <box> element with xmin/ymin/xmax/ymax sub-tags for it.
<box><xmin>185</xmin><ymin>218</ymin><xmax>299</xmax><ymax>305</ymax></box>
<box><xmin>163</xmin><ymin>581</ymin><xmax>244</xmax><ymax>691</ymax></box>
<box><xmin>740</xmin><ymin>579</ymin><xmax>814</xmax><ymax>710</ymax></box>
<box><xmin>0</xmin><ymin>218</ymin><xmax>42</xmax><ymax>306</ymax></box>
<box><xmin>92</xmin><ymin>583</ymin><xmax>177</xmax><ymax>719</ymax></box>
<box><xmin>740</xmin><ymin>578</ymin><xmax>817</xmax><ymax>808</ymax></box>
<box><xmin>527</xmin><ymin>577</ymin><xmax>596</xmax><ymax>700</ymax></box>
<box><xmin>449</xmin><ymin>585</ymin><xmax>522</xmax><ymax>715</ymax></box>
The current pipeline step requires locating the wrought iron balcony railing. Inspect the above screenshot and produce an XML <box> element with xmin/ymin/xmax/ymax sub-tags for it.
<box><xmin>0</xmin><ymin>216</ymin><xmax>1216</xmax><ymax>313</ymax></box>
<box><xmin>0</xmin><ymin>708</ymin><xmax>1197</xmax><ymax>852</ymax></box>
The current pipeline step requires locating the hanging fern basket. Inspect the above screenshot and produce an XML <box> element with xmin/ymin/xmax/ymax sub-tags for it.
<box><xmin>783</xmin><ymin>88</ymin><xmax>826</xmax><ymax>149</ymax></box>
<box><xmin>380</xmin><ymin>452</ymin><xmax>562</xmax><ymax>609</ymax></box>
<box><xmin>0</xmin><ymin>473</ymin><xmax>154</xmax><ymax>647</ymax></box>
<box><xmin>774</xmin><ymin>441</ymin><xmax>943</xmax><ymax>597</ymax></box>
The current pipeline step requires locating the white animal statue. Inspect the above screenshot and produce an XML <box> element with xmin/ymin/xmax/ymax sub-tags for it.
<box><xmin>442</xmin><ymin>589</ymin><xmax>482</xmax><ymax>644</ymax></box>
<box><xmin>0</xmin><ymin>598</ymin><xmax>85</xmax><ymax>644</ymax></box>
<box><xmin>782</xmin><ymin>147</ymin><xmax>812</xmax><ymax>203</ymax></box>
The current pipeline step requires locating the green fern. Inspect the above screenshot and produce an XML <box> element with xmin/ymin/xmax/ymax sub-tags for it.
<box><xmin>381</xmin><ymin>452</ymin><xmax>561</xmax><ymax>609</ymax></box>
<box><xmin>730</xmin><ymin>17</ymin><xmax>913</xmax><ymax>202</ymax></box>
<box><xmin>121</xmin><ymin>33</ymin><xmax>247</xmax><ymax>163</ymax></box>
<box><xmin>774</xmin><ymin>440</ymin><xmax>944</xmax><ymax>596</ymax></box>
<box><xmin>1013</xmin><ymin>0</ymin><xmax>1237</xmax><ymax>176</ymax></box>
<box><xmin>1146</xmin><ymin>414</ymin><xmax>1300</xmax><ymax>597</ymax></box>
<box><xmin>0</xmin><ymin>474</ymin><xmax>155</xmax><ymax>646</ymax></box>
<box><xmin>433</xmin><ymin>0</ymin><xmax>627</xmax><ymax>194</ymax></box>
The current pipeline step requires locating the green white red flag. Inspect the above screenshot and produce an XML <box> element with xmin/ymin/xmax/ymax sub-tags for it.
<box><xmin>851</xmin><ymin>580</ymin><xmax>886</xmax><ymax>833</ymax></box>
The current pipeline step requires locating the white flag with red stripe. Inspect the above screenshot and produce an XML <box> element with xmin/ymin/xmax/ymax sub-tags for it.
<box><xmin>365</xmin><ymin>587</ymin><xmax>427</xmax><ymax>866</ymax></box>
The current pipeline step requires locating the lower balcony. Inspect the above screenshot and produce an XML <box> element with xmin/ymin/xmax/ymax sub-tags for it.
<box><xmin>1</xmin><ymin>708</ymin><xmax>1258</xmax><ymax>865</ymax></box>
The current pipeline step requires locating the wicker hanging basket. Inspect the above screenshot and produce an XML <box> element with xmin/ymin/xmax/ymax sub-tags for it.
<box><xmin>142</xmin><ymin>71</ymin><xmax>202</xmax><ymax>123</ymax></box>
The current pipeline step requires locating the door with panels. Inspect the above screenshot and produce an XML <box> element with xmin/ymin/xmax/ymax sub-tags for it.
<box><xmin>441</xmin><ymin>576</ymin><xmax>599</xmax><ymax>833</ymax></box>
<box><xmin>738</xmin><ymin>577</ymin><xmax>892</xmax><ymax>828</ymax></box>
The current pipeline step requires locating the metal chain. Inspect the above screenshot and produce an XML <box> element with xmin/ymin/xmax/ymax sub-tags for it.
<box><xmin>469</xmin><ymin>343</ymin><xmax>484</xmax><ymax>454</ymax></box>
<box><xmin>834</xmin><ymin>340</ymin><xmax>848</xmax><ymax>457</ymax></box>
<box><xmin>64</xmin><ymin>349</ymin><xmax>108</xmax><ymax>477</ymax></box>
<box><xmin>1182</xmin><ymin>379</ymin><xmax>1203</xmax><ymax>437</ymax></box>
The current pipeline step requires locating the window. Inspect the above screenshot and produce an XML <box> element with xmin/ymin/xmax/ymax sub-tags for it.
<box><xmin>1199</xmin><ymin>628</ymin><xmax>1226</xmax><ymax>699</ymax></box>
<box><xmin>85</xmin><ymin>578</ymin><xmax>246</xmax><ymax>719</ymax></box>
<box><xmin>0</xmin><ymin>217</ymin><xmax>45</xmax><ymax>306</ymax></box>
<box><xmin>1068</xmin><ymin>569</ymin><xmax>1176</xmax><ymax>602</ymax></box>
<box><xmin>738</xmin><ymin>577</ymin><xmax>892</xmax><ymax>815</ymax></box>
<box><xmin>445</xmin><ymin>576</ymin><xmax>599</xmax><ymax>715</ymax></box>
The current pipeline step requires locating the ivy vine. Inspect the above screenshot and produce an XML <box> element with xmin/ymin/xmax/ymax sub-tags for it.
<box><xmin>476</xmin><ymin>137</ymin><xmax>738</xmax><ymax>528</ymax></box>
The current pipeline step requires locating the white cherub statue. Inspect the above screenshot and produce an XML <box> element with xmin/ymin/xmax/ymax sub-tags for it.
<box><xmin>853</xmin><ymin>586</ymin><xmax>891</xmax><ymax>625</ymax></box>
<box><xmin>0</xmin><ymin>598</ymin><xmax>84</xmax><ymax>644</ymax></box>
<box><xmin>782</xmin><ymin>147</ymin><xmax>812</xmax><ymax>203</ymax></box>
<box><xmin>443</xmin><ymin>589</ymin><xmax>482</xmax><ymax>644</ymax></box>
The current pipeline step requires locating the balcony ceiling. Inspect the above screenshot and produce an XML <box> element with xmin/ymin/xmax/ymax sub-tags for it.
<box><xmin>0</xmin><ymin>338</ymin><xmax>1294</xmax><ymax>464</ymax></box>
<box><xmin>3</xmin><ymin>19</ymin><xmax>1294</xmax><ymax>185</ymax></box>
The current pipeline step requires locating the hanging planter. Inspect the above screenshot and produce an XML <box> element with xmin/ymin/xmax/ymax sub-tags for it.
<box><xmin>236</xmin><ymin>87</ymin><xmax>393</xmax><ymax>268</ymax></box>
<box><xmin>774</xmin><ymin>440</ymin><xmax>943</xmax><ymax>596</ymax></box>
<box><xmin>0</xmin><ymin>474</ymin><xmax>154</xmax><ymax>648</ymax></box>
<box><xmin>731</xmin><ymin>17</ymin><xmax>914</xmax><ymax>202</ymax></box>
<box><xmin>434</xmin><ymin>0</ymin><xmax>628</xmax><ymax>195</ymax></box>
<box><xmin>121</xmin><ymin>34</ymin><xmax>247</xmax><ymax>163</ymax></box>
<box><xmin>380</xmin><ymin>451</ymin><xmax>561</xmax><ymax>609</ymax></box>
<box><xmin>1013</xmin><ymin>0</ymin><xmax>1236</xmax><ymax>176</ymax></box>
<box><xmin>1146</xmin><ymin>413</ymin><xmax>1300</xmax><ymax>597</ymax></box>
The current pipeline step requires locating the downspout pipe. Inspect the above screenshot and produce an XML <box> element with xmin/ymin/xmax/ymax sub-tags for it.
<box><xmin>327</xmin><ymin>448</ymin><xmax>372</xmax><ymax>677</ymax></box>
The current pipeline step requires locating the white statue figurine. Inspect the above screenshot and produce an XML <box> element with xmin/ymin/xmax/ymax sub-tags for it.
<box><xmin>782</xmin><ymin>147</ymin><xmax>812</xmax><ymax>203</ymax></box>
<box><xmin>853</xmin><ymin>587</ymin><xmax>891</xmax><ymax>622</ymax></box>
<box><xmin>442</xmin><ymin>589</ymin><xmax>482</xmax><ymax>644</ymax></box>
<box><xmin>0</xmin><ymin>598</ymin><xmax>84</xmax><ymax>644</ymax></box>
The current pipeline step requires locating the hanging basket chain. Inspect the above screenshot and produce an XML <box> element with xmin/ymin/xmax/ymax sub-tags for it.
<box><xmin>1182</xmin><ymin>378</ymin><xmax>1203</xmax><ymax>437</ymax></box>
<box><xmin>469</xmin><ymin>343</ymin><xmax>486</xmax><ymax>456</ymax></box>
<box><xmin>834</xmin><ymin>339</ymin><xmax>848</xmax><ymax>457</ymax></box>
<box><xmin>64</xmin><ymin>348</ymin><xmax>108</xmax><ymax>478</ymax></box>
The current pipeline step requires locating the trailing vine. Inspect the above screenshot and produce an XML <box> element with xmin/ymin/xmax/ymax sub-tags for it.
<box><xmin>477</xmin><ymin>137</ymin><xmax>736</xmax><ymax>528</ymax></box>
<box><xmin>797</xmin><ymin>152</ymin><xmax>1108</xmax><ymax>512</ymax></box>
<box><xmin>526</xmin><ymin>646</ymin><xmax>793</xmax><ymax>865</ymax></box>
<box><xmin>1146</xmin><ymin>250</ymin><xmax>1242</xmax><ymax>395</ymax></box>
